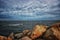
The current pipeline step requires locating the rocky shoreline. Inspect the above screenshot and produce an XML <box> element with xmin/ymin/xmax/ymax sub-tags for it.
<box><xmin>0</xmin><ymin>23</ymin><xmax>60</xmax><ymax>40</ymax></box>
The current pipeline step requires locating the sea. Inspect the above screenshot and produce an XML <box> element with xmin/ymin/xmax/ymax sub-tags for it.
<box><xmin>0</xmin><ymin>20</ymin><xmax>60</xmax><ymax>36</ymax></box>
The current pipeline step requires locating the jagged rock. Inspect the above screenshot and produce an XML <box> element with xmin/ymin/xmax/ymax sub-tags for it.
<box><xmin>30</xmin><ymin>25</ymin><xmax>47</xmax><ymax>39</ymax></box>
<box><xmin>43</xmin><ymin>23</ymin><xmax>60</xmax><ymax>40</ymax></box>
<box><xmin>20</xmin><ymin>36</ymin><xmax>32</xmax><ymax>40</ymax></box>
<box><xmin>0</xmin><ymin>36</ymin><xmax>7</xmax><ymax>40</ymax></box>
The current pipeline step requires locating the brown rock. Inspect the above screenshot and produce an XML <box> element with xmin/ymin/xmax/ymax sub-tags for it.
<box><xmin>43</xmin><ymin>28</ymin><xmax>57</xmax><ymax>40</ymax></box>
<box><xmin>0</xmin><ymin>36</ymin><xmax>7</xmax><ymax>40</ymax></box>
<box><xmin>30</xmin><ymin>25</ymin><xmax>47</xmax><ymax>39</ymax></box>
<box><xmin>43</xmin><ymin>23</ymin><xmax>60</xmax><ymax>40</ymax></box>
<box><xmin>7</xmin><ymin>37</ymin><xmax>13</xmax><ymax>40</ymax></box>
<box><xmin>7</xmin><ymin>32</ymin><xmax>14</xmax><ymax>40</ymax></box>
<box><xmin>0</xmin><ymin>35</ymin><xmax>13</xmax><ymax>40</ymax></box>
<box><xmin>51</xmin><ymin>23</ymin><xmax>60</xmax><ymax>40</ymax></box>
<box><xmin>20</xmin><ymin>36</ymin><xmax>32</xmax><ymax>40</ymax></box>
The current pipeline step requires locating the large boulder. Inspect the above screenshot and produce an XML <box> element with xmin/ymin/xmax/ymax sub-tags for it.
<box><xmin>51</xmin><ymin>23</ymin><xmax>60</xmax><ymax>40</ymax></box>
<box><xmin>30</xmin><ymin>25</ymin><xmax>47</xmax><ymax>39</ymax></box>
<box><xmin>43</xmin><ymin>23</ymin><xmax>60</xmax><ymax>40</ymax></box>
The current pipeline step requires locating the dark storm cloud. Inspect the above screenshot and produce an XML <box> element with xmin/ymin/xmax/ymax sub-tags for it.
<box><xmin>0</xmin><ymin>0</ymin><xmax>60</xmax><ymax>20</ymax></box>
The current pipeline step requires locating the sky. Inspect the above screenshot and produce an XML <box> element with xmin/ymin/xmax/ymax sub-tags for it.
<box><xmin>0</xmin><ymin>0</ymin><xmax>60</xmax><ymax>20</ymax></box>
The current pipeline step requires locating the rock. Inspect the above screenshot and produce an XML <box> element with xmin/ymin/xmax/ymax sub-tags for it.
<box><xmin>20</xmin><ymin>36</ymin><xmax>32</xmax><ymax>40</ymax></box>
<box><xmin>0</xmin><ymin>35</ymin><xmax>13</xmax><ymax>40</ymax></box>
<box><xmin>51</xmin><ymin>23</ymin><xmax>60</xmax><ymax>40</ymax></box>
<box><xmin>30</xmin><ymin>25</ymin><xmax>47</xmax><ymax>39</ymax></box>
<box><xmin>43</xmin><ymin>28</ymin><xmax>57</xmax><ymax>40</ymax></box>
<box><xmin>14</xmin><ymin>30</ymin><xmax>31</xmax><ymax>39</ymax></box>
<box><xmin>43</xmin><ymin>23</ymin><xmax>60</xmax><ymax>40</ymax></box>
<box><xmin>8</xmin><ymin>32</ymin><xmax>14</xmax><ymax>39</ymax></box>
<box><xmin>7</xmin><ymin>37</ymin><xmax>13</xmax><ymax>40</ymax></box>
<box><xmin>23</xmin><ymin>30</ymin><xmax>30</xmax><ymax>35</ymax></box>
<box><xmin>0</xmin><ymin>36</ymin><xmax>7</xmax><ymax>40</ymax></box>
<box><xmin>27</xmin><ymin>32</ymin><xmax>32</xmax><ymax>36</ymax></box>
<box><xmin>15</xmin><ymin>33</ymin><xmax>23</xmax><ymax>39</ymax></box>
<box><xmin>7</xmin><ymin>32</ymin><xmax>14</xmax><ymax>40</ymax></box>
<box><xmin>36</xmin><ymin>39</ymin><xmax>45</xmax><ymax>40</ymax></box>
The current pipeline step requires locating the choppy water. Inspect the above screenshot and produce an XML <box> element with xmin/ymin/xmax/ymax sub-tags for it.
<box><xmin>0</xmin><ymin>20</ymin><xmax>60</xmax><ymax>36</ymax></box>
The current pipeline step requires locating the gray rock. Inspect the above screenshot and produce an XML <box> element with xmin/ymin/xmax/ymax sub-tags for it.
<box><xmin>15</xmin><ymin>33</ymin><xmax>23</xmax><ymax>39</ymax></box>
<box><xmin>8</xmin><ymin>32</ymin><xmax>14</xmax><ymax>40</ymax></box>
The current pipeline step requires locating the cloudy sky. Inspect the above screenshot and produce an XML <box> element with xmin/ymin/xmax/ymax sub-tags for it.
<box><xmin>0</xmin><ymin>0</ymin><xmax>60</xmax><ymax>20</ymax></box>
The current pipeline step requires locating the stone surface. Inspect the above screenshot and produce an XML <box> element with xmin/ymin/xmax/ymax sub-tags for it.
<box><xmin>8</xmin><ymin>32</ymin><xmax>14</xmax><ymax>39</ymax></box>
<box><xmin>0</xmin><ymin>36</ymin><xmax>7</xmax><ymax>40</ymax></box>
<box><xmin>0</xmin><ymin>35</ymin><xmax>13</xmax><ymax>40</ymax></box>
<box><xmin>15</xmin><ymin>33</ymin><xmax>23</xmax><ymax>39</ymax></box>
<box><xmin>30</xmin><ymin>25</ymin><xmax>47</xmax><ymax>39</ymax></box>
<box><xmin>20</xmin><ymin>36</ymin><xmax>32</xmax><ymax>40</ymax></box>
<box><xmin>51</xmin><ymin>23</ymin><xmax>60</xmax><ymax>40</ymax></box>
<box><xmin>43</xmin><ymin>23</ymin><xmax>60</xmax><ymax>40</ymax></box>
<box><xmin>23</xmin><ymin>30</ymin><xmax>30</xmax><ymax>35</ymax></box>
<box><xmin>7</xmin><ymin>37</ymin><xmax>13</xmax><ymax>40</ymax></box>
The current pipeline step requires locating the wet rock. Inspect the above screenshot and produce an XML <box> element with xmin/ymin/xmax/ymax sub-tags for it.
<box><xmin>20</xmin><ymin>36</ymin><xmax>32</xmax><ymax>40</ymax></box>
<box><xmin>30</xmin><ymin>25</ymin><xmax>47</xmax><ymax>39</ymax></box>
